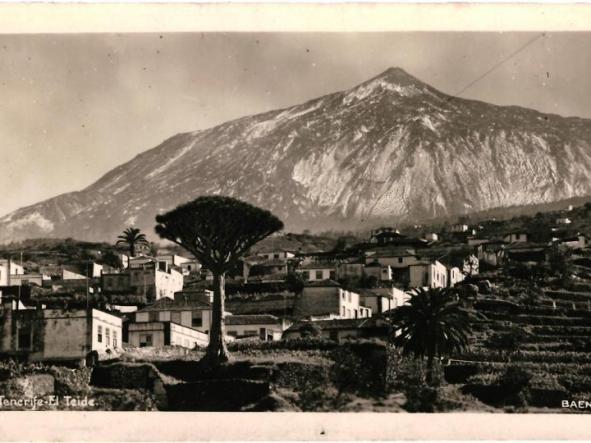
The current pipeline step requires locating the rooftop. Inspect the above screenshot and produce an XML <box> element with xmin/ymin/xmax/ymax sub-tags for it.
<box><xmin>303</xmin><ymin>279</ymin><xmax>341</xmax><ymax>288</ymax></box>
<box><xmin>137</xmin><ymin>297</ymin><xmax>211</xmax><ymax>312</ymax></box>
<box><xmin>225</xmin><ymin>314</ymin><xmax>282</xmax><ymax>325</ymax></box>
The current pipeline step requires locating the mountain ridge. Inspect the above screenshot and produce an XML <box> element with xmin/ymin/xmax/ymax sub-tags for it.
<box><xmin>2</xmin><ymin>67</ymin><xmax>591</xmax><ymax>243</ymax></box>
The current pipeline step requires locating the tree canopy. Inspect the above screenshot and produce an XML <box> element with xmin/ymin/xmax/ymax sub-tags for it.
<box><xmin>155</xmin><ymin>196</ymin><xmax>284</xmax><ymax>272</ymax></box>
<box><xmin>388</xmin><ymin>286</ymin><xmax>474</xmax><ymax>383</ymax></box>
<box><xmin>116</xmin><ymin>227</ymin><xmax>148</xmax><ymax>257</ymax></box>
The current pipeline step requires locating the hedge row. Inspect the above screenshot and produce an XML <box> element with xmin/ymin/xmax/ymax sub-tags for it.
<box><xmin>457</xmin><ymin>350</ymin><xmax>591</xmax><ymax>364</ymax></box>
<box><xmin>530</xmin><ymin>325</ymin><xmax>591</xmax><ymax>336</ymax></box>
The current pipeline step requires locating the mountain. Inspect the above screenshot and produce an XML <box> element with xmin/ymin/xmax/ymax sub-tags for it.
<box><xmin>2</xmin><ymin>67</ymin><xmax>591</xmax><ymax>243</ymax></box>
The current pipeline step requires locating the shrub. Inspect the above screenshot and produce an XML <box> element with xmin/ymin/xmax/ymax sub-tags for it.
<box><xmin>463</xmin><ymin>365</ymin><xmax>531</xmax><ymax>407</ymax></box>
<box><xmin>403</xmin><ymin>385</ymin><xmax>439</xmax><ymax>412</ymax></box>
<box><xmin>227</xmin><ymin>338</ymin><xmax>338</xmax><ymax>352</ymax></box>
<box><xmin>330</xmin><ymin>341</ymin><xmax>388</xmax><ymax>396</ymax></box>
<box><xmin>443</xmin><ymin>363</ymin><xmax>479</xmax><ymax>384</ymax></box>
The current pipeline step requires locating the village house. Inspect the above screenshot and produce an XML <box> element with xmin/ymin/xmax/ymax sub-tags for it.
<box><xmin>128</xmin><ymin>321</ymin><xmax>208</xmax><ymax>349</ymax></box>
<box><xmin>129</xmin><ymin>295</ymin><xmax>213</xmax><ymax>349</ymax></box>
<box><xmin>298</xmin><ymin>262</ymin><xmax>337</xmax><ymax>282</ymax></box>
<box><xmin>358</xmin><ymin>287</ymin><xmax>410</xmax><ymax>314</ymax></box>
<box><xmin>225</xmin><ymin>314</ymin><xmax>289</xmax><ymax>341</ymax></box>
<box><xmin>503</xmin><ymin>231</ymin><xmax>529</xmax><ymax>244</ymax></box>
<box><xmin>156</xmin><ymin>254</ymin><xmax>201</xmax><ymax>276</ymax></box>
<box><xmin>7</xmin><ymin>273</ymin><xmax>51</xmax><ymax>287</ymax></box>
<box><xmin>363</xmin><ymin>260</ymin><xmax>393</xmax><ymax>281</ymax></box>
<box><xmin>366</xmin><ymin>248</ymin><xmax>419</xmax><ymax>268</ymax></box>
<box><xmin>102</xmin><ymin>258</ymin><xmax>184</xmax><ymax>304</ymax></box>
<box><xmin>294</xmin><ymin>281</ymin><xmax>372</xmax><ymax>320</ymax></box>
<box><xmin>243</xmin><ymin>256</ymin><xmax>289</xmax><ymax>281</ymax></box>
<box><xmin>408</xmin><ymin>260</ymin><xmax>448</xmax><ymax>288</ymax></box>
<box><xmin>133</xmin><ymin>294</ymin><xmax>214</xmax><ymax>333</ymax></box>
<box><xmin>552</xmin><ymin>231</ymin><xmax>587</xmax><ymax>250</ymax></box>
<box><xmin>0</xmin><ymin>259</ymin><xmax>25</xmax><ymax>286</ymax></box>
<box><xmin>505</xmin><ymin>243</ymin><xmax>549</xmax><ymax>263</ymax></box>
<box><xmin>369</xmin><ymin>227</ymin><xmax>403</xmax><ymax>245</ymax></box>
<box><xmin>478</xmin><ymin>241</ymin><xmax>507</xmax><ymax>267</ymax></box>
<box><xmin>424</xmin><ymin>233</ymin><xmax>439</xmax><ymax>242</ymax></box>
<box><xmin>336</xmin><ymin>259</ymin><xmax>365</xmax><ymax>280</ymax></box>
<box><xmin>0</xmin><ymin>296</ymin><xmax>121</xmax><ymax>365</ymax></box>
<box><xmin>283</xmin><ymin>317</ymin><xmax>391</xmax><ymax>342</ymax></box>
<box><xmin>556</xmin><ymin>217</ymin><xmax>572</xmax><ymax>225</ymax></box>
<box><xmin>450</xmin><ymin>224</ymin><xmax>469</xmax><ymax>233</ymax></box>
<box><xmin>256</xmin><ymin>250</ymin><xmax>296</xmax><ymax>261</ymax></box>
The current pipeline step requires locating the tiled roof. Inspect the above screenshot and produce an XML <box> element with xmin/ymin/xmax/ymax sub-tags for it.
<box><xmin>303</xmin><ymin>279</ymin><xmax>341</xmax><ymax>288</ymax></box>
<box><xmin>225</xmin><ymin>314</ymin><xmax>282</xmax><ymax>325</ymax></box>
<box><xmin>138</xmin><ymin>297</ymin><xmax>211</xmax><ymax>312</ymax></box>
<box><xmin>368</xmin><ymin>247</ymin><xmax>417</xmax><ymax>257</ymax></box>
<box><xmin>298</xmin><ymin>262</ymin><xmax>338</xmax><ymax>270</ymax></box>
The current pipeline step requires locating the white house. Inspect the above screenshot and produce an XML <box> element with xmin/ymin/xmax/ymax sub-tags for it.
<box><xmin>363</xmin><ymin>261</ymin><xmax>393</xmax><ymax>281</ymax></box>
<box><xmin>0</xmin><ymin>300</ymin><xmax>122</xmax><ymax>365</ymax></box>
<box><xmin>298</xmin><ymin>263</ymin><xmax>337</xmax><ymax>282</ymax></box>
<box><xmin>450</xmin><ymin>224</ymin><xmax>469</xmax><ymax>233</ymax></box>
<box><xmin>424</xmin><ymin>233</ymin><xmax>439</xmax><ymax>242</ymax></box>
<box><xmin>257</xmin><ymin>251</ymin><xmax>295</xmax><ymax>261</ymax></box>
<box><xmin>359</xmin><ymin>287</ymin><xmax>410</xmax><ymax>314</ymax></box>
<box><xmin>367</xmin><ymin>249</ymin><xmax>419</xmax><ymax>269</ymax></box>
<box><xmin>0</xmin><ymin>259</ymin><xmax>25</xmax><ymax>286</ymax></box>
<box><xmin>408</xmin><ymin>260</ymin><xmax>448</xmax><ymax>289</ymax></box>
<box><xmin>225</xmin><ymin>314</ymin><xmax>290</xmax><ymax>341</ymax></box>
<box><xmin>296</xmin><ymin>281</ymin><xmax>372</xmax><ymax>320</ymax></box>
<box><xmin>556</xmin><ymin>218</ymin><xmax>572</xmax><ymax>225</ymax></box>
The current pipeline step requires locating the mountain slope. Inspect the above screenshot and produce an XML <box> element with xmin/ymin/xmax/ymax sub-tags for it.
<box><xmin>2</xmin><ymin>67</ymin><xmax>591</xmax><ymax>242</ymax></box>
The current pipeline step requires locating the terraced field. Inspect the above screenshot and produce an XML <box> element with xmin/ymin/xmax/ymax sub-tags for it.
<box><xmin>447</xmin><ymin>286</ymin><xmax>591</xmax><ymax>410</ymax></box>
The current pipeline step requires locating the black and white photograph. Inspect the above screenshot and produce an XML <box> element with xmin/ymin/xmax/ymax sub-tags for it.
<box><xmin>2</xmin><ymin>4</ymin><xmax>591</xmax><ymax>428</ymax></box>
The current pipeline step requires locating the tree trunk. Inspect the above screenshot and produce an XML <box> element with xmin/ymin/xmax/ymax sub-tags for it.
<box><xmin>425</xmin><ymin>354</ymin><xmax>435</xmax><ymax>385</ymax></box>
<box><xmin>203</xmin><ymin>272</ymin><xmax>230</xmax><ymax>367</ymax></box>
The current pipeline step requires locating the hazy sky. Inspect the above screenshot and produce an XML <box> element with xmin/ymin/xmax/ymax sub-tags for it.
<box><xmin>1</xmin><ymin>32</ymin><xmax>591</xmax><ymax>216</ymax></box>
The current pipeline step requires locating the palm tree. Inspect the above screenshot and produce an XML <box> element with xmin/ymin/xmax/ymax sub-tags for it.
<box><xmin>388</xmin><ymin>286</ymin><xmax>474</xmax><ymax>384</ymax></box>
<box><xmin>116</xmin><ymin>227</ymin><xmax>149</xmax><ymax>257</ymax></box>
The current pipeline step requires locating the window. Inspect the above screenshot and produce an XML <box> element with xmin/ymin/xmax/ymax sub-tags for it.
<box><xmin>192</xmin><ymin>311</ymin><xmax>203</xmax><ymax>328</ymax></box>
<box><xmin>113</xmin><ymin>330</ymin><xmax>118</xmax><ymax>348</ymax></box>
<box><xmin>18</xmin><ymin>327</ymin><xmax>31</xmax><ymax>349</ymax></box>
<box><xmin>97</xmin><ymin>325</ymin><xmax>103</xmax><ymax>343</ymax></box>
<box><xmin>341</xmin><ymin>306</ymin><xmax>346</xmax><ymax>317</ymax></box>
<box><xmin>329</xmin><ymin>271</ymin><xmax>336</xmax><ymax>280</ymax></box>
<box><xmin>244</xmin><ymin>330</ymin><xmax>258</xmax><ymax>337</ymax></box>
<box><xmin>149</xmin><ymin>311</ymin><xmax>159</xmax><ymax>322</ymax></box>
<box><xmin>315</xmin><ymin>270</ymin><xmax>323</xmax><ymax>280</ymax></box>
<box><xmin>105</xmin><ymin>328</ymin><xmax>111</xmax><ymax>346</ymax></box>
<box><xmin>398</xmin><ymin>257</ymin><xmax>403</xmax><ymax>263</ymax></box>
<box><xmin>139</xmin><ymin>334</ymin><xmax>153</xmax><ymax>347</ymax></box>
<box><xmin>274</xmin><ymin>253</ymin><xmax>279</xmax><ymax>259</ymax></box>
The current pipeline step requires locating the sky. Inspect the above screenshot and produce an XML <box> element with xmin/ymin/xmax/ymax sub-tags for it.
<box><xmin>1</xmin><ymin>32</ymin><xmax>591</xmax><ymax>217</ymax></box>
